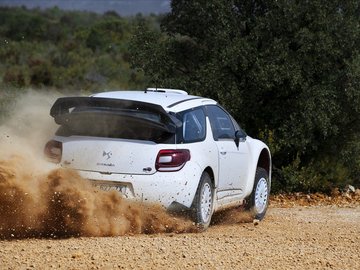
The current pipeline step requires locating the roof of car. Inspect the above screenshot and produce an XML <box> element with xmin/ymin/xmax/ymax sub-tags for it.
<box><xmin>91</xmin><ymin>90</ymin><xmax>217</xmax><ymax>112</ymax></box>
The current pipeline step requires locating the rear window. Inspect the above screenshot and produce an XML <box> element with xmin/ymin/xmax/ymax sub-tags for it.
<box><xmin>56</xmin><ymin>109</ymin><xmax>175</xmax><ymax>143</ymax></box>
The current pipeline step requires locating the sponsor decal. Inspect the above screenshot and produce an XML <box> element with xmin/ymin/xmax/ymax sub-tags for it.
<box><xmin>96</xmin><ymin>162</ymin><xmax>115</xmax><ymax>167</ymax></box>
<box><xmin>103</xmin><ymin>150</ymin><xmax>112</xmax><ymax>160</ymax></box>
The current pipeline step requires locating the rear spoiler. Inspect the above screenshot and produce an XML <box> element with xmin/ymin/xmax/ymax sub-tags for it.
<box><xmin>50</xmin><ymin>97</ymin><xmax>181</xmax><ymax>133</ymax></box>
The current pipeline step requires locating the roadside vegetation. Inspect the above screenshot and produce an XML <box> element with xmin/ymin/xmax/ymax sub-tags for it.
<box><xmin>0</xmin><ymin>6</ymin><xmax>154</xmax><ymax>91</ymax></box>
<box><xmin>1</xmin><ymin>1</ymin><xmax>359</xmax><ymax>193</ymax></box>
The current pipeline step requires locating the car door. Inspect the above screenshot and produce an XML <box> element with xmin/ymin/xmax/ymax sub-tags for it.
<box><xmin>206</xmin><ymin>105</ymin><xmax>250</xmax><ymax>199</ymax></box>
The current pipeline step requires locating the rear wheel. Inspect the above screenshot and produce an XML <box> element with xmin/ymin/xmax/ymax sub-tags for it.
<box><xmin>191</xmin><ymin>172</ymin><xmax>214</xmax><ymax>229</ymax></box>
<box><xmin>245</xmin><ymin>167</ymin><xmax>270</xmax><ymax>220</ymax></box>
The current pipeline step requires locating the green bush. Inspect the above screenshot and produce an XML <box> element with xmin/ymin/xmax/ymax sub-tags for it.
<box><xmin>275</xmin><ymin>156</ymin><xmax>351</xmax><ymax>193</ymax></box>
<box><xmin>0</xmin><ymin>7</ymin><xmax>150</xmax><ymax>91</ymax></box>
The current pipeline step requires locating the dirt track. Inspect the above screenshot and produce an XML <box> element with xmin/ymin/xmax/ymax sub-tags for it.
<box><xmin>1</xmin><ymin>205</ymin><xmax>359</xmax><ymax>270</ymax></box>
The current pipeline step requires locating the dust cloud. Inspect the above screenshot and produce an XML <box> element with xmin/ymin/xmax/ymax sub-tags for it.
<box><xmin>0</xmin><ymin>157</ymin><xmax>197</xmax><ymax>238</ymax></box>
<box><xmin>0</xmin><ymin>90</ymin><xmax>196</xmax><ymax>239</ymax></box>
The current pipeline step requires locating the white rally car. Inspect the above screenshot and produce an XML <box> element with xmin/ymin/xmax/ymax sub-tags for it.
<box><xmin>45</xmin><ymin>88</ymin><xmax>271</xmax><ymax>228</ymax></box>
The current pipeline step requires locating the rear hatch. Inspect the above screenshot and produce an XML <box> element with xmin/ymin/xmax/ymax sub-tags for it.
<box><xmin>50</xmin><ymin>97</ymin><xmax>181</xmax><ymax>175</ymax></box>
<box><xmin>59</xmin><ymin>137</ymin><xmax>162</xmax><ymax>175</ymax></box>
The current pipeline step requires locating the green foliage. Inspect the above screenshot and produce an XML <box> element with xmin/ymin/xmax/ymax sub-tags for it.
<box><xmin>0</xmin><ymin>6</ymin><xmax>154</xmax><ymax>92</ymax></box>
<box><xmin>130</xmin><ymin>0</ymin><xmax>360</xmax><ymax>191</ymax></box>
<box><xmin>275</xmin><ymin>155</ymin><xmax>351</xmax><ymax>193</ymax></box>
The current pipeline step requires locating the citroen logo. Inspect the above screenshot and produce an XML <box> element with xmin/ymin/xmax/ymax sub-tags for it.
<box><xmin>103</xmin><ymin>151</ymin><xmax>112</xmax><ymax>160</ymax></box>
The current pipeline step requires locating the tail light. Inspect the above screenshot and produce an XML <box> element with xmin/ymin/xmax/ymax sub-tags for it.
<box><xmin>155</xmin><ymin>149</ymin><xmax>190</xmax><ymax>172</ymax></box>
<box><xmin>44</xmin><ymin>140</ymin><xmax>62</xmax><ymax>163</ymax></box>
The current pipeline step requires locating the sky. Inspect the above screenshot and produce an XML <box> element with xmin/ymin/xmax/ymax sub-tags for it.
<box><xmin>0</xmin><ymin>0</ymin><xmax>171</xmax><ymax>16</ymax></box>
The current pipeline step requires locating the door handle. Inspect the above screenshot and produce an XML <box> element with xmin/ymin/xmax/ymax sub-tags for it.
<box><xmin>220</xmin><ymin>151</ymin><xmax>227</xmax><ymax>155</ymax></box>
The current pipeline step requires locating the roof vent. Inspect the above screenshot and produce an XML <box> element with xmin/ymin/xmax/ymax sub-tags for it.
<box><xmin>146</xmin><ymin>88</ymin><xmax>188</xmax><ymax>95</ymax></box>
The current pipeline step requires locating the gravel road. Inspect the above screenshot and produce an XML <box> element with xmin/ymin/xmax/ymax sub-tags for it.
<box><xmin>1</xmin><ymin>205</ymin><xmax>359</xmax><ymax>270</ymax></box>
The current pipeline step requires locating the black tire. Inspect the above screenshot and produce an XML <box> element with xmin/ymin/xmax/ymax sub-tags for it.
<box><xmin>191</xmin><ymin>172</ymin><xmax>214</xmax><ymax>229</ymax></box>
<box><xmin>245</xmin><ymin>167</ymin><xmax>270</xmax><ymax>220</ymax></box>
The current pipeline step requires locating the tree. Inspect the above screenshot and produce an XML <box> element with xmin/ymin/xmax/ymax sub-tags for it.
<box><xmin>130</xmin><ymin>0</ymin><xmax>360</xmax><ymax>191</ymax></box>
<box><xmin>0</xmin><ymin>7</ymin><xmax>149</xmax><ymax>91</ymax></box>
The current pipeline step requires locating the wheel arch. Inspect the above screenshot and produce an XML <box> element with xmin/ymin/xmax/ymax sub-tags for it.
<box><xmin>190</xmin><ymin>166</ymin><xmax>215</xmax><ymax>207</ymax></box>
<box><xmin>257</xmin><ymin>148</ymin><xmax>272</xmax><ymax>177</ymax></box>
<box><xmin>203</xmin><ymin>166</ymin><xmax>215</xmax><ymax>188</ymax></box>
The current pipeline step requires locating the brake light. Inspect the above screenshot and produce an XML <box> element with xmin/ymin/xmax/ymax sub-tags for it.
<box><xmin>44</xmin><ymin>140</ymin><xmax>62</xmax><ymax>163</ymax></box>
<box><xmin>155</xmin><ymin>149</ymin><xmax>191</xmax><ymax>172</ymax></box>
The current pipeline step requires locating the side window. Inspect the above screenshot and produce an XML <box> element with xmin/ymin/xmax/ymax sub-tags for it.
<box><xmin>181</xmin><ymin>107</ymin><xmax>206</xmax><ymax>143</ymax></box>
<box><xmin>206</xmin><ymin>105</ymin><xmax>235</xmax><ymax>140</ymax></box>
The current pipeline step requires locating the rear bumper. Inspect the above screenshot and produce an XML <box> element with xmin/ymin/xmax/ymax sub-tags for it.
<box><xmin>78</xmin><ymin>164</ymin><xmax>202</xmax><ymax>208</ymax></box>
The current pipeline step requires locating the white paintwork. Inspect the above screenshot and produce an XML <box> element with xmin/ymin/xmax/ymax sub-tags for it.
<box><xmin>58</xmin><ymin>136</ymin><xmax>162</xmax><ymax>175</ymax></box>
<box><xmin>49</xmin><ymin>89</ymin><xmax>271</xmax><ymax>219</ymax></box>
<box><xmin>77</xmin><ymin>164</ymin><xmax>201</xmax><ymax>208</ymax></box>
<box><xmin>214</xmin><ymin>138</ymin><xmax>250</xmax><ymax>199</ymax></box>
<box><xmin>241</xmin><ymin>137</ymin><xmax>272</xmax><ymax>198</ymax></box>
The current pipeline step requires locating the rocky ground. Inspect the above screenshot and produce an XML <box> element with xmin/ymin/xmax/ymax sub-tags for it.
<box><xmin>1</xmin><ymin>190</ymin><xmax>359</xmax><ymax>270</ymax></box>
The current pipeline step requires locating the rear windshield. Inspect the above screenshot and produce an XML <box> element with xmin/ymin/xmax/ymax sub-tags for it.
<box><xmin>56</xmin><ymin>109</ymin><xmax>175</xmax><ymax>143</ymax></box>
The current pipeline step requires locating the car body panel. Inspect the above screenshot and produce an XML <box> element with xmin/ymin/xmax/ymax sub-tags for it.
<box><xmin>56</xmin><ymin>136</ymin><xmax>163</xmax><ymax>175</ymax></box>
<box><xmin>53</xmin><ymin>118</ymin><xmax>219</xmax><ymax>208</ymax></box>
<box><xmin>241</xmin><ymin>137</ymin><xmax>272</xmax><ymax>197</ymax></box>
<box><xmin>76</xmin><ymin>162</ymin><xmax>202</xmax><ymax>208</ymax></box>
<box><xmin>215</xmin><ymin>138</ymin><xmax>250</xmax><ymax>198</ymax></box>
<box><xmin>46</xmin><ymin>89</ymin><xmax>272</xmax><ymax>218</ymax></box>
